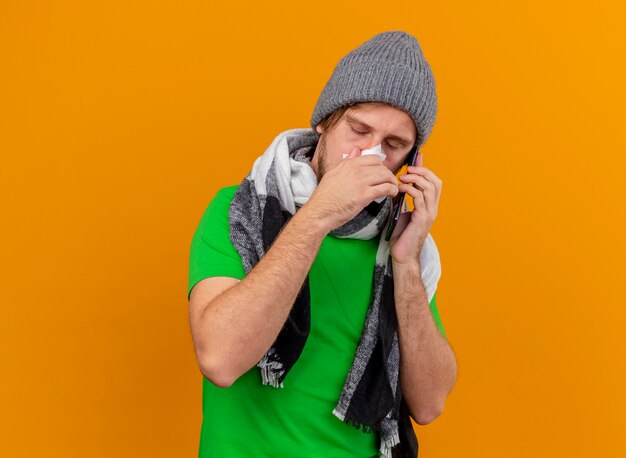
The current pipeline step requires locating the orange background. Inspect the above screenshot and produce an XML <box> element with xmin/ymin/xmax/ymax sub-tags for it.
<box><xmin>1</xmin><ymin>1</ymin><xmax>625</xmax><ymax>457</ymax></box>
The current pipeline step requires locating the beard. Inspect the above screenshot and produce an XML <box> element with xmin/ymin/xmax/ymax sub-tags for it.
<box><xmin>315</xmin><ymin>133</ymin><xmax>329</xmax><ymax>183</ymax></box>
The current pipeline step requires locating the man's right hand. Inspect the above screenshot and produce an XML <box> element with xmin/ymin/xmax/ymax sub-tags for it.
<box><xmin>191</xmin><ymin>147</ymin><xmax>399</xmax><ymax>387</ymax></box>
<box><xmin>304</xmin><ymin>146</ymin><xmax>399</xmax><ymax>233</ymax></box>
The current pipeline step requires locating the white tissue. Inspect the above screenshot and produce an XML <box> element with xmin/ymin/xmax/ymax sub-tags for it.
<box><xmin>341</xmin><ymin>144</ymin><xmax>387</xmax><ymax>162</ymax></box>
<box><xmin>361</xmin><ymin>144</ymin><xmax>386</xmax><ymax>161</ymax></box>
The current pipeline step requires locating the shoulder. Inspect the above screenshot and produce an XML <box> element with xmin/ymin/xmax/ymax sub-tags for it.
<box><xmin>214</xmin><ymin>184</ymin><xmax>240</xmax><ymax>203</ymax></box>
<box><xmin>196</xmin><ymin>184</ymin><xmax>240</xmax><ymax>226</ymax></box>
<box><xmin>204</xmin><ymin>184</ymin><xmax>240</xmax><ymax>212</ymax></box>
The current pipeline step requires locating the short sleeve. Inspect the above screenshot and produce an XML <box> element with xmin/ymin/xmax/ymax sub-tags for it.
<box><xmin>429</xmin><ymin>290</ymin><xmax>446</xmax><ymax>338</ymax></box>
<box><xmin>188</xmin><ymin>185</ymin><xmax>246</xmax><ymax>300</ymax></box>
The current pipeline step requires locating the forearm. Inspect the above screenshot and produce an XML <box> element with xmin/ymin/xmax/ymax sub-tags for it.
<box><xmin>393</xmin><ymin>261</ymin><xmax>457</xmax><ymax>424</ymax></box>
<box><xmin>199</xmin><ymin>206</ymin><xmax>328</xmax><ymax>385</ymax></box>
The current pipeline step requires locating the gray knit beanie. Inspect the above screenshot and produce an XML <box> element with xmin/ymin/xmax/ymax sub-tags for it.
<box><xmin>310</xmin><ymin>30</ymin><xmax>437</xmax><ymax>149</ymax></box>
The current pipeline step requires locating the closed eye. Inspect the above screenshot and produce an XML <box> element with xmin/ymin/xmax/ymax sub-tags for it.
<box><xmin>351</xmin><ymin>126</ymin><xmax>401</xmax><ymax>150</ymax></box>
<box><xmin>385</xmin><ymin>141</ymin><xmax>400</xmax><ymax>150</ymax></box>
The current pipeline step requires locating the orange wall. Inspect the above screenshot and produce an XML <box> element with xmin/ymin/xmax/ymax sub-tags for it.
<box><xmin>1</xmin><ymin>1</ymin><xmax>625</xmax><ymax>457</ymax></box>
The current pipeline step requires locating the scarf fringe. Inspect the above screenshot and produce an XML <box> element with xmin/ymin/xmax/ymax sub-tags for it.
<box><xmin>332</xmin><ymin>408</ymin><xmax>377</xmax><ymax>434</ymax></box>
<box><xmin>258</xmin><ymin>348</ymin><xmax>285</xmax><ymax>388</ymax></box>
<box><xmin>380</xmin><ymin>431</ymin><xmax>400</xmax><ymax>458</ymax></box>
<box><xmin>334</xmin><ymin>407</ymin><xmax>400</xmax><ymax>458</ymax></box>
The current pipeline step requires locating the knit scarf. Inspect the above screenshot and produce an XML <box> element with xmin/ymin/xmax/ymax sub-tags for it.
<box><xmin>228</xmin><ymin>127</ymin><xmax>442</xmax><ymax>457</ymax></box>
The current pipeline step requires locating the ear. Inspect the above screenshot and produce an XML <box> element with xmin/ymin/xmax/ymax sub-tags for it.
<box><xmin>315</xmin><ymin>124</ymin><xmax>323</xmax><ymax>134</ymax></box>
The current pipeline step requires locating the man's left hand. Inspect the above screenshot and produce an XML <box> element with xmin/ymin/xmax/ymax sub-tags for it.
<box><xmin>388</xmin><ymin>152</ymin><xmax>443</xmax><ymax>265</ymax></box>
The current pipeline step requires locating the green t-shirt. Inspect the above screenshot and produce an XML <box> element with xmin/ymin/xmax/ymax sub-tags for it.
<box><xmin>188</xmin><ymin>185</ymin><xmax>446</xmax><ymax>458</ymax></box>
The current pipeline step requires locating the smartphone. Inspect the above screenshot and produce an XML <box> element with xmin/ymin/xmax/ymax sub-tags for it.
<box><xmin>385</xmin><ymin>146</ymin><xmax>419</xmax><ymax>242</ymax></box>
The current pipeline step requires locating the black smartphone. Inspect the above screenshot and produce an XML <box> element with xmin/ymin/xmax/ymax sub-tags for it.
<box><xmin>385</xmin><ymin>146</ymin><xmax>419</xmax><ymax>242</ymax></box>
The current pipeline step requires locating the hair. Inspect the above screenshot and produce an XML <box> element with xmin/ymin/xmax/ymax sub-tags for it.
<box><xmin>316</xmin><ymin>102</ymin><xmax>362</xmax><ymax>134</ymax></box>
<box><xmin>307</xmin><ymin>103</ymin><xmax>361</xmax><ymax>161</ymax></box>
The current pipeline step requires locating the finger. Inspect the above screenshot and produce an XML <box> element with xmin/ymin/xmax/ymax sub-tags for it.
<box><xmin>398</xmin><ymin>173</ymin><xmax>435</xmax><ymax>193</ymax></box>
<box><xmin>356</xmin><ymin>154</ymin><xmax>387</xmax><ymax>167</ymax></box>
<box><xmin>399</xmin><ymin>182</ymin><xmax>437</xmax><ymax>220</ymax></box>
<box><xmin>405</xmin><ymin>167</ymin><xmax>441</xmax><ymax>201</ymax></box>
<box><xmin>371</xmin><ymin>181</ymin><xmax>399</xmax><ymax>201</ymax></box>
<box><xmin>348</xmin><ymin>145</ymin><xmax>361</xmax><ymax>158</ymax></box>
<box><xmin>407</xmin><ymin>165</ymin><xmax>442</xmax><ymax>187</ymax></box>
<box><xmin>398</xmin><ymin>183</ymin><xmax>426</xmax><ymax>212</ymax></box>
<box><xmin>399</xmin><ymin>176</ymin><xmax>436</xmax><ymax>215</ymax></box>
<box><xmin>361</xmin><ymin>165</ymin><xmax>397</xmax><ymax>184</ymax></box>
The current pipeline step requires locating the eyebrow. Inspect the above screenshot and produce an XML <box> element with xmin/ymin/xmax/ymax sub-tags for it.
<box><xmin>345</xmin><ymin>114</ymin><xmax>413</xmax><ymax>147</ymax></box>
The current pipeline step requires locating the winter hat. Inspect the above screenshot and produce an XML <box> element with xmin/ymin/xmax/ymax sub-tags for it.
<box><xmin>310</xmin><ymin>30</ymin><xmax>438</xmax><ymax>149</ymax></box>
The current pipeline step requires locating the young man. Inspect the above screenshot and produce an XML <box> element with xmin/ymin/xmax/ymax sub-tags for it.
<box><xmin>188</xmin><ymin>30</ymin><xmax>457</xmax><ymax>457</ymax></box>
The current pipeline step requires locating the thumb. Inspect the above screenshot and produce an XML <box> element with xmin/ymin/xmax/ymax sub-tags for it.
<box><xmin>347</xmin><ymin>145</ymin><xmax>362</xmax><ymax>159</ymax></box>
